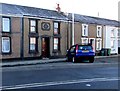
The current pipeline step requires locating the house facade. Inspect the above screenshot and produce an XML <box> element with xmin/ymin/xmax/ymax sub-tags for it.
<box><xmin>103</xmin><ymin>26</ymin><xmax>118</xmax><ymax>54</ymax></box>
<box><xmin>67</xmin><ymin>14</ymin><xmax>119</xmax><ymax>55</ymax></box>
<box><xmin>118</xmin><ymin>28</ymin><xmax>120</xmax><ymax>54</ymax></box>
<box><xmin>0</xmin><ymin>3</ymin><xmax>68</xmax><ymax>60</ymax></box>
<box><xmin>0</xmin><ymin>3</ymin><xmax>119</xmax><ymax>60</ymax></box>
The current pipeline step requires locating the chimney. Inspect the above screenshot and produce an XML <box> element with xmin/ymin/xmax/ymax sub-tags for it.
<box><xmin>56</xmin><ymin>3</ymin><xmax>61</xmax><ymax>12</ymax></box>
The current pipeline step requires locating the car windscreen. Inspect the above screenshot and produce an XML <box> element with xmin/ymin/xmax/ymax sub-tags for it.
<box><xmin>78</xmin><ymin>45</ymin><xmax>92</xmax><ymax>50</ymax></box>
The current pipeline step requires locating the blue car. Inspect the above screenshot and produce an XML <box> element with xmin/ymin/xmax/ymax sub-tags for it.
<box><xmin>66</xmin><ymin>44</ymin><xmax>95</xmax><ymax>63</ymax></box>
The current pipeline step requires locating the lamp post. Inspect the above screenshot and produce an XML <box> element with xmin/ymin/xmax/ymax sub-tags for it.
<box><xmin>72</xmin><ymin>13</ymin><xmax>75</xmax><ymax>45</ymax></box>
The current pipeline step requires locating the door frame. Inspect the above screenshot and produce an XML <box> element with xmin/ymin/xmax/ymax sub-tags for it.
<box><xmin>41</xmin><ymin>37</ymin><xmax>50</xmax><ymax>58</ymax></box>
<box><xmin>89</xmin><ymin>38</ymin><xmax>95</xmax><ymax>52</ymax></box>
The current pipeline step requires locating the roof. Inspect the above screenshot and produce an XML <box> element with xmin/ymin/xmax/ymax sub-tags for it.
<box><xmin>68</xmin><ymin>13</ymin><xmax>119</xmax><ymax>27</ymax></box>
<box><xmin>0</xmin><ymin>3</ymin><xmax>68</xmax><ymax>20</ymax></box>
<box><xmin>0</xmin><ymin>3</ymin><xmax>119</xmax><ymax>27</ymax></box>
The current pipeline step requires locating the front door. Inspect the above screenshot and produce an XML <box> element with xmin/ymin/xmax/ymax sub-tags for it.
<box><xmin>89</xmin><ymin>39</ymin><xmax>95</xmax><ymax>52</ymax></box>
<box><xmin>42</xmin><ymin>37</ymin><xmax>50</xmax><ymax>58</ymax></box>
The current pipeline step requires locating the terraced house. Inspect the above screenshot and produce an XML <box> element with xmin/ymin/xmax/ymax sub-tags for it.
<box><xmin>68</xmin><ymin>14</ymin><xmax>119</xmax><ymax>55</ymax></box>
<box><xmin>0</xmin><ymin>3</ymin><xmax>68</xmax><ymax>60</ymax></box>
<box><xmin>0</xmin><ymin>3</ymin><xmax>119</xmax><ymax>60</ymax></box>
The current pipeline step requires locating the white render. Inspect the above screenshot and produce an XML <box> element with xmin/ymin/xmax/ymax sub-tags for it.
<box><xmin>103</xmin><ymin>26</ymin><xmax>118</xmax><ymax>54</ymax></box>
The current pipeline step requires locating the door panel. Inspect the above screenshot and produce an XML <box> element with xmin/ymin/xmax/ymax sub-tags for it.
<box><xmin>89</xmin><ymin>39</ymin><xmax>95</xmax><ymax>52</ymax></box>
<box><xmin>42</xmin><ymin>37</ymin><xmax>50</xmax><ymax>58</ymax></box>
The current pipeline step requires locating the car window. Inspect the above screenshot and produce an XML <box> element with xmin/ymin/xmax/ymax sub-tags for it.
<box><xmin>70</xmin><ymin>46</ymin><xmax>75</xmax><ymax>52</ymax></box>
<box><xmin>78</xmin><ymin>46</ymin><xmax>92</xmax><ymax>50</ymax></box>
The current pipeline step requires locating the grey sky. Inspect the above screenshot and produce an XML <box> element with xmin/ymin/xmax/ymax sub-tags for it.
<box><xmin>0</xmin><ymin>0</ymin><xmax>119</xmax><ymax>20</ymax></box>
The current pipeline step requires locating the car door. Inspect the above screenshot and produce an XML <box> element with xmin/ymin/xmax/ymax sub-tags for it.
<box><xmin>68</xmin><ymin>45</ymin><xmax>76</xmax><ymax>59</ymax></box>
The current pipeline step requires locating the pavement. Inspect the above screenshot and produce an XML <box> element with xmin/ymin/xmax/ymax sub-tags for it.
<box><xmin>1</xmin><ymin>54</ymin><xmax>120</xmax><ymax>67</ymax></box>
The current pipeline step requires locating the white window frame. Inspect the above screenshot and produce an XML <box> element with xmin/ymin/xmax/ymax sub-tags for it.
<box><xmin>2</xmin><ymin>17</ymin><xmax>10</xmax><ymax>32</ymax></box>
<box><xmin>97</xmin><ymin>26</ymin><xmax>102</xmax><ymax>37</ymax></box>
<box><xmin>81</xmin><ymin>38</ymin><xmax>88</xmax><ymax>45</ymax></box>
<box><xmin>111</xmin><ymin>39</ymin><xmax>115</xmax><ymax>48</ymax></box>
<box><xmin>96</xmin><ymin>38</ymin><xmax>102</xmax><ymax>50</ymax></box>
<box><xmin>54</xmin><ymin>22</ymin><xmax>60</xmax><ymax>35</ymax></box>
<box><xmin>30</xmin><ymin>20</ymin><xmax>36</xmax><ymax>33</ymax></box>
<box><xmin>89</xmin><ymin>38</ymin><xmax>95</xmax><ymax>52</ymax></box>
<box><xmin>2</xmin><ymin>37</ymin><xmax>10</xmax><ymax>53</ymax></box>
<box><xmin>53</xmin><ymin>38</ymin><xmax>60</xmax><ymax>51</ymax></box>
<box><xmin>111</xmin><ymin>29</ymin><xmax>115</xmax><ymax>37</ymax></box>
<box><xmin>30</xmin><ymin>37</ymin><xmax>36</xmax><ymax>51</ymax></box>
<box><xmin>118</xmin><ymin>29</ymin><xmax>120</xmax><ymax>37</ymax></box>
<box><xmin>82</xmin><ymin>24</ymin><xmax>88</xmax><ymax>37</ymax></box>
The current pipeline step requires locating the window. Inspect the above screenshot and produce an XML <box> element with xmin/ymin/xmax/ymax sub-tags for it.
<box><xmin>118</xmin><ymin>40</ymin><xmax>120</xmax><ymax>47</ymax></box>
<box><xmin>30</xmin><ymin>20</ymin><xmax>37</xmax><ymax>33</ymax></box>
<box><xmin>97</xmin><ymin>26</ymin><xmax>102</xmax><ymax>37</ymax></box>
<box><xmin>70</xmin><ymin>46</ymin><xmax>75</xmax><ymax>52</ymax></box>
<box><xmin>82</xmin><ymin>24</ymin><xmax>88</xmax><ymax>36</ymax></box>
<box><xmin>54</xmin><ymin>38</ymin><xmax>60</xmax><ymax>51</ymax></box>
<box><xmin>96</xmin><ymin>40</ymin><xmax>102</xmax><ymax>50</ymax></box>
<box><xmin>111</xmin><ymin>29</ymin><xmax>115</xmax><ymax>37</ymax></box>
<box><xmin>81</xmin><ymin>38</ymin><xmax>88</xmax><ymax>45</ymax></box>
<box><xmin>111</xmin><ymin>40</ymin><xmax>115</xmax><ymax>48</ymax></box>
<box><xmin>2</xmin><ymin>17</ymin><xmax>10</xmax><ymax>32</ymax></box>
<box><xmin>29</xmin><ymin>37</ymin><xmax>38</xmax><ymax>52</ymax></box>
<box><xmin>54</xmin><ymin>22</ymin><xmax>60</xmax><ymax>35</ymax></box>
<box><xmin>2</xmin><ymin>37</ymin><xmax>11</xmax><ymax>53</ymax></box>
<box><xmin>118</xmin><ymin>29</ymin><xmax>120</xmax><ymax>37</ymax></box>
<box><xmin>78</xmin><ymin>45</ymin><xmax>92</xmax><ymax>50</ymax></box>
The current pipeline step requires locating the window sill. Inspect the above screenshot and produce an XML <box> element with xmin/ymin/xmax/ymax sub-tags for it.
<box><xmin>53</xmin><ymin>50</ymin><xmax>61</xmax><ymax>53</ymax></box>
<box><xmin>29</xmin><ymin>50</ymin><xmax>39</xmax><ymax>54</ymax></box>
<box><xmin>96</xmin><ymin>36</ymin><xmax>102</xmax><ymax>38</ymax></box>
<box><xmin>82</xmin><ymin>35</ymin><xmax>88</xmax><ymax>37</ymax></box>
<box><xmin>53</xmin><ymin>34</ymin><xmax>61</xmax><ymax>37</ymax></box>
<box><xmin>2</xmin><ymin>52</ymin><xmax>11</xmax><ymax>55</ymax></box>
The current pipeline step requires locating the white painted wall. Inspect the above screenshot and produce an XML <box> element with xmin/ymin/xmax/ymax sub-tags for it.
<box><xmin>103</xmin><ymin>26</ymin><xmax>118</xmax><ymax>54</ymax></box>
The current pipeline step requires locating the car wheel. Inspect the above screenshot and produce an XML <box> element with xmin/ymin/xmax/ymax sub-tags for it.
<box><xmin>89</xmin><ymin>57</ymin><xmax>94</xmax><ymax>63</ymax></box>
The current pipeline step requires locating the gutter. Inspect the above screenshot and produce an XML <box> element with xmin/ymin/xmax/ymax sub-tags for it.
<box><xmin>20</xmin><ymin>16</ymin><xmax>24</xmax><ymax>60</ymax></box>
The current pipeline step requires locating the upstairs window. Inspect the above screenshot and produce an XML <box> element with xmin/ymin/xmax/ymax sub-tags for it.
<box><xmin>54</xmin><ymin>22</ymin><xmax>60</xmax><ymax>35</ymax></box>
<box><xmin>82</xmin><ymin>24</ymin><xmax>88</xmax><ymax>37</ymax></box>
<box><xmin>97</xmin><ymin>26</ymin><xmax>102</xmax><ymax>37</ymax></box>
<box><xmin>2</xmin><ymin>17</ymin><xmax>10</xmax><ymax>32</ymax></box>
<box><xmin>30</xmin><ymin>20</ymin><xmax>37</xmax><ymax>33</ymax></box>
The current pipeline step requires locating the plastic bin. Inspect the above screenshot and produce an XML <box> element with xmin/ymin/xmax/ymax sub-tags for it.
<box><xmin>100</xmin><ymin>48</ymin><xmax>111</xmax><ymax>56</ymax></box>
<box><xmin>100</xmin><ymin>50</ymin><xmax>105</xmax><ymax>56</ymax></box>
<box><xmin>107</xmin><ymin>49</ymin><xmax>111</xmax><ymax>56</ymax></box>
<box><xmin>100</xmin><ymin>48</ymin><xmax>107</xmax><ymax>56</ymax></box>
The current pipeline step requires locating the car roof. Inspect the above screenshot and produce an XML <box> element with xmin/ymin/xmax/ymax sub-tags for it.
<box><xmin>75</xmin><ymin>44</ymin><xmax>92</xmax><ymax>46</ymax></box>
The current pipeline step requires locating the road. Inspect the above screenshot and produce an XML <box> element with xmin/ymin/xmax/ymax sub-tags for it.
<box><xmin>1</xmin><ymin>57</ymin><xmax>120</xmax><ymax>90</ymax></box>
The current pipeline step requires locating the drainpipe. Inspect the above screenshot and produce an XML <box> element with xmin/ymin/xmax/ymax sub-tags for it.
<box><xmin>72</xmin><ymin>13</ymin><xmax>75</xmax><ymax>45</ymax></box>
<box><xmin>20</xmin><ymin>16</ymin><xmax>24</xmax><ymax>60</ymax></box>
